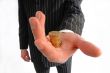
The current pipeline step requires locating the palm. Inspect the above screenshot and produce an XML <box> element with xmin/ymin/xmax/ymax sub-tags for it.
<box><xmin>29</xmin><ymin>11</ymin><xmax>101</xmax><ymax>63</ymax></box>
<box><xmin>34</xmin><ymin>33</ymin><xmax>77</xmax><ymax>63</ymax></box>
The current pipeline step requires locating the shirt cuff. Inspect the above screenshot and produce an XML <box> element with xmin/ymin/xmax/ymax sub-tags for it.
<box><xmin>59</xmin><ymin>29</ymin><xmax>74</xmax><ymax>33</ymax></box>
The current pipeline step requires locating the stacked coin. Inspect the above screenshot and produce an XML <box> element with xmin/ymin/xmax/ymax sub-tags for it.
<box><xmin>49</xmin><ymin>31</ymin><xmax>62</xmax><ymax>48</ymax></box>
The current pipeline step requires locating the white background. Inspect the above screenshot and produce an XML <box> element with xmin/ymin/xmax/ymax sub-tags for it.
<box><xmin>0</xmin><ymin>0</ymin><xmax>110</xmax><ymax>73</ymax></box>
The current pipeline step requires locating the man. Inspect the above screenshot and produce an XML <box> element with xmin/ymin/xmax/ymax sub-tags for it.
<box><xmin>18</xmin><ymin>0</ymin><xmax>101</xmax><ymax>73</ymax></box>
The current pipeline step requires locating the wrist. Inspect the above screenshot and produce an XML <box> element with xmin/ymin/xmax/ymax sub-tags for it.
<box><xmin>21</xmin><ymin>49</ymin><xmax>27</xmax><ymax>51</ymax></box>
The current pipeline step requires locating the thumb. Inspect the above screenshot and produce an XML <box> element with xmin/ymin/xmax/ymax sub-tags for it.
<box><xmin>29</xmin><ymin>17</ymin><xmax>45</xmax><ymax>40</ymax></box>
<box><xmin>77</xmin><ymin>38</ymin><xmax>101</xmax><ymax>57</ymax></box>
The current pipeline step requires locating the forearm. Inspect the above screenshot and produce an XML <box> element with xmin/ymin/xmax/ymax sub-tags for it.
<box><xmin>18</xmin><ymin>0</ymin><xmax>29</xmax><ymax>49</ymax></box>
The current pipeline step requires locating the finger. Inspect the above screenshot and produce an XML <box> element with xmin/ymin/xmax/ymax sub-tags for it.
<box><xmin>21</xmin><ymin>54</ymin><xmax>30</xmax><ymax>62</ymax></box>
<box><xmin>46</xmin><ymin>35</ymin><xmax>50</xmax><ymax>41</ymax></box>
<box><xmin>29</xmin><ymin>17</ymin><xmax>45</xmax><ymax>39</ymax></box>
<box><xmin>35</xmin><ymin>11</ymin><xmax>46</xmax><ymax>35</ymax></box>
<box><xmin>22</xmin><ymin>56</ymin><xmax>30</xmax><ymax>62</ymax></box>
<box><xmin>78</xmin><ymin>39</ymin><xmax>101</xmax><ymax>57</ymax></box>
<box><xmin>35</xmin><ymin>11</ymin><xmax>46</xmax><ymax>28</ymax></box>
<box><xmin>24</xmin><ymin>56</ymin><xmax>30</xmax><ymax>62</ymax></box>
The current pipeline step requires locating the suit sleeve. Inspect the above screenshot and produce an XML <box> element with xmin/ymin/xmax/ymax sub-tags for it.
<box><xmin>18</xmin><ymin>0</ymin><xmax>29</xmax><ymax>49</ymax></box>
<box><xmin>59</xmin><ymin>0</ymin><xmax>85</xmax><ymax>35</ymax></box>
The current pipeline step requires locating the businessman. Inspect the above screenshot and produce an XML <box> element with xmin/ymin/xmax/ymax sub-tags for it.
<box><xmin>18</xmin><ymin>0</ymin><xmax>101</xmax><ymax>73</ymax></box>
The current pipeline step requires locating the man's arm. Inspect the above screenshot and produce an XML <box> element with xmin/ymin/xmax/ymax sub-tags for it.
<box><xmin>18</xmin><ymin>0</ymin><xmax>30</xmax><ymax>62</ymax></box>
<box><xmin>18</xmin><ymin>0</ymin><xmax>29</xmax><ymax>49</ymax></box>
<box><xmin>59</xmin><ymin>0</ymin><xmax>85</xmax><ymax>35</ymax></box>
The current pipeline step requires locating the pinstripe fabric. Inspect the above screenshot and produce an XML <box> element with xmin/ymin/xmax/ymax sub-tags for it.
<box><xmin>33</xmin><ymin>60</ymin><xmax>50</xmax><ymax>73</ymax></box>
<box><xmin>18</xmin><ymin>0</ymin><xmax>84</xmax><ymax>71</ymax></box>
<box><xmin>33</xmin><ymin>56</ymin><xmax>72</xmax><ymax>73</ymax></box>
<box><xmin>56</xmin><ymin>57</ymin><xmax>72</xmax><ymax>73</ymax></box>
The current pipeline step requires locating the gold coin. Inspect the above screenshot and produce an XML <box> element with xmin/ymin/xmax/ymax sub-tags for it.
<box><xmin>49</xmin><ymin>31</ymin><xmax>62</xmax><ymax>48</ymax></box>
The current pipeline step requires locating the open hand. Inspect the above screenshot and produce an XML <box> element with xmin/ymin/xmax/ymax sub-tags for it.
<box><xmin>29</xmin><ymin>11</ymin><xmax>101</xmax><ymax>63</ymax></box>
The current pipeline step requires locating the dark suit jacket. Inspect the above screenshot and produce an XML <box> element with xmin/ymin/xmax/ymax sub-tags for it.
<box><xmin>18</xmin><ymin>0</ymin><xmax>85</xmax><ymax>67</ymax></box>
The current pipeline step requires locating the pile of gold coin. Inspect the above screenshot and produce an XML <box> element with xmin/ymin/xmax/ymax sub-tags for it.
<box><xmin>48</xmin><ymin>31</ymin><xmax>62</xmax><ymax>48</ymax></box>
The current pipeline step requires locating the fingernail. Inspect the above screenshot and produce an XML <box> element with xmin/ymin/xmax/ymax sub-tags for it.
<box><xmin>29</xmin><ymin>18</ymin><xmax>36</xmax><ymax>29</ymax></box>
<box><xmin>36</xmin><ymin>11</ymin><xmax>41</xmax><ymax>19</ymax></box>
